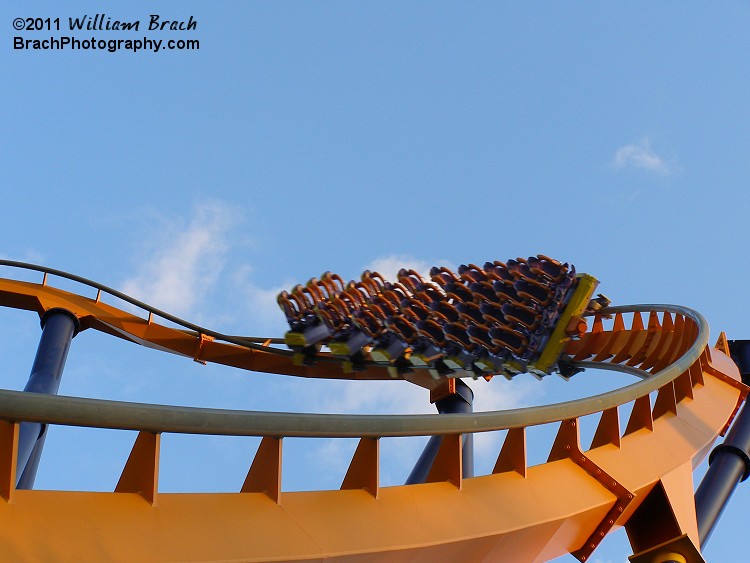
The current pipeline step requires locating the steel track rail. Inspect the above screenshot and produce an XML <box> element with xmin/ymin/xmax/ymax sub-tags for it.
<box><xmin>0</xmin><ymin>262</ymin><xmax>710</xmax><ymax>437</ymax></box>
<box><xmin>0</xmin><ymin>260</ymin><xmax>435</xmax><ymax>369</ymax></box>
<box><xmin>0</xmin><ymin>305</ymin><xmax>708</xmax><ymax>437</ymax></box>
<box><xmin>0</xmin><ymin>260</ymin><xmax>286</xmax><ymax>348</ymax></box>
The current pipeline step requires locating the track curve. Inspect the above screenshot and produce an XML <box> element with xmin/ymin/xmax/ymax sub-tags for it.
<box><xmin>0</xmin><ymin>262</ymin><xmax>745</xmax><ymax>562</ymax></box>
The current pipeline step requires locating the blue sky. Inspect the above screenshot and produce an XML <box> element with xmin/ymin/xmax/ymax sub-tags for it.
<box><xmin>3</xmin><ymin>2</ymin><xmax>750</xmax><ymax>561</ymax></box>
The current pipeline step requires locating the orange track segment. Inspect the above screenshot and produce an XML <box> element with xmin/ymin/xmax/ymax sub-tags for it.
<box><xmin>0</xmin><ymin>275</ymin><xmax>745</xmax><ymax>562</ymax></box>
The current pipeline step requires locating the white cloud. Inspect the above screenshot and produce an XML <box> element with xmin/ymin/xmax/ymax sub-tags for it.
<box><xmin>613</xmin><ymin>138</ymin><xmax>672</xmax><ymax>176</ymax></box>
<box><xmin>363</xmin><ymin>254</ymin><xmax>454</xmax><ymax>284</ymax></box>
<box><xmin>472</xmin><ymin>377</ymin><xmax>537</xmax><ymax>412</ymax></box>
<box><xmin>242</xmin><ymin>283</ymin><xmax>290</xmax><ymax>332</ymax></box>
<box><xmin>121</xmin><ymin>202</ymin><xmax>239</xmax><ymax>317</ymax></box>
<box><xmin>364</xmin><ymin>255</ymin><xmax>432</xmax><ymax>283</ymax></box>
<box><xmin>0</xmin><ymin>249</ymin><xmax>46</xmax><ymax>265</ymax></box>
<box><xmin>319</xmin><ymin>379</ymin><xmax>433</xmax><ymax>415</ymax></box>
<box><xmin>309</xmin><ymin>438</ymin><xmax>360</xmax><ymax>477</ymax></box>
<box><xmin>228</xmin><ymin>264</ymin><xmax>291</xmax><ymax>336</ymax></box>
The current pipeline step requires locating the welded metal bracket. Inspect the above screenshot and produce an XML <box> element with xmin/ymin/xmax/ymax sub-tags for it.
<box><xmin>549</xmin><ymin>419</ymin><xmax>634</xmax><ymax>562</ymax></box>
<box><xmin>193</xmin><ymin>332</ymin><xmax>214</xmax><ymax>365</ymax></box>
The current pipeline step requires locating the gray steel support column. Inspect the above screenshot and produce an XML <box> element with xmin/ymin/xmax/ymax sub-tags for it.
<box><xmin>695</xmin><ymin>399</ymin><xmax>750</xmax><ymax>545</ymax></box>
<box><xmin>405</xmin><ymin>379</ymin><xmax>474</xmax><ymax>484</ymax></box>
<box><xmin>16</xmin><ymin>308</ymin><xmax>78</xmax><ymax>489</ymax></box>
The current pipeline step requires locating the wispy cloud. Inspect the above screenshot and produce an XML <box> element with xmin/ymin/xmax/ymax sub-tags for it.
<box><xmin>121</xmin><ymin>202</ymin><xmax>239</xmax><ymax>317</ymax></box>
<box><xmin>364</xmin><ymin>255</ymin><xmax>432</xmax><ymax>282</ymax></box>
<box><xmin>317</xmin><ymin>379</ymin><xmax>433</xmax><ymax>415</ymax></box>
<box><xmin>229</xmin><ymin>264</ymin><xmax>291</xmax><ymax>336</ymax></box>
<box><xmin>363</xmin><ymin>254</ymin><xmax>454</xmax><ymax>283</ymax></box>
<box><xmin>613</xmin><ymin>138</ymin><xmax>672</xmax><ymax>176</ymax></box>
<box><xmin>0</xmin><ymin>249</ymin><xmax>45</xmax><ymax>264</ymax></box>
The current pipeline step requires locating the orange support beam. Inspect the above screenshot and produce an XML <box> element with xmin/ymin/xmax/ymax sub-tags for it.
<box><xmin>341</xmin><ymin>437</ymin><xmax>379</xmax><ymax>498</ymax></box>
<box><xmin>241</xmin><ymin>437</ymin><xmax>282</xmax><ymax>503</ymax></box>
<box><xmin>591</xmin><ymin>407</ymin><xmax>621</xmax><ymax>449</ymax></box>
<box><xmin>425</xmin><ymin>434</ymin><xmax>462</xmax><ymax>489</ymax></box>
<box><xmin>494</xmin><ymin>427</ymin><xmax>527</xmax><ymax>477</ymax></box>
<box><xmin>0</xmin><ymin>422</ymin><xmax>18</xmax><ymax>502</ymax></box>
<box><xmin>115</xmin><ymin>431</ymin><xmax>159</xmax><ymax>505</ymax></box>
<box><xmin>0</xmin><ymin>266</ymin><xmax>747</xmax><ymax>562</ymax></box>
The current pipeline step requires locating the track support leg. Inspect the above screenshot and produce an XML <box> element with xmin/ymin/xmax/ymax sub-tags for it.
<box><xmin>694</xmin><ymin>397</ymin><xmax>750</xmax><ymax>545</ymax></box>
<box><xmin>405</xmin><ymin>379</ymin><xmax>473</xmax><ymax>485</ymax></box>
<box><xmin>16</xmin><ymin>308</ymin><xmax>78</xmax><ymax>489</ymax></box>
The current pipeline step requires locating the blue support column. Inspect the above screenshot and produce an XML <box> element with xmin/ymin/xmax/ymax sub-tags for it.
<box><xmin>694</xmin><ymin>340</ymin><xmax>750</xmax><ymax>545</ymax></box>
<box><xmin>16</xmin><ymin>308</ymin><xmax>78</xmax><ymax>489</ymax></box>
<box><xmin>695</xmin><ymin>400</ymin><xmax>750</xmax><ymax>545</ymax></box>
<box><xmin>405</xmin><ymin>379</ymin><xmax>474</xmax><ymax>484</ymax></box>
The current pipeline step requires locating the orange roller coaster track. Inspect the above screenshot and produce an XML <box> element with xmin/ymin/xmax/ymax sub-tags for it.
<box><xmin>0</xmin><ymin>260</ymin><xmax>746</xmax><ymax>563</ymax></box>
